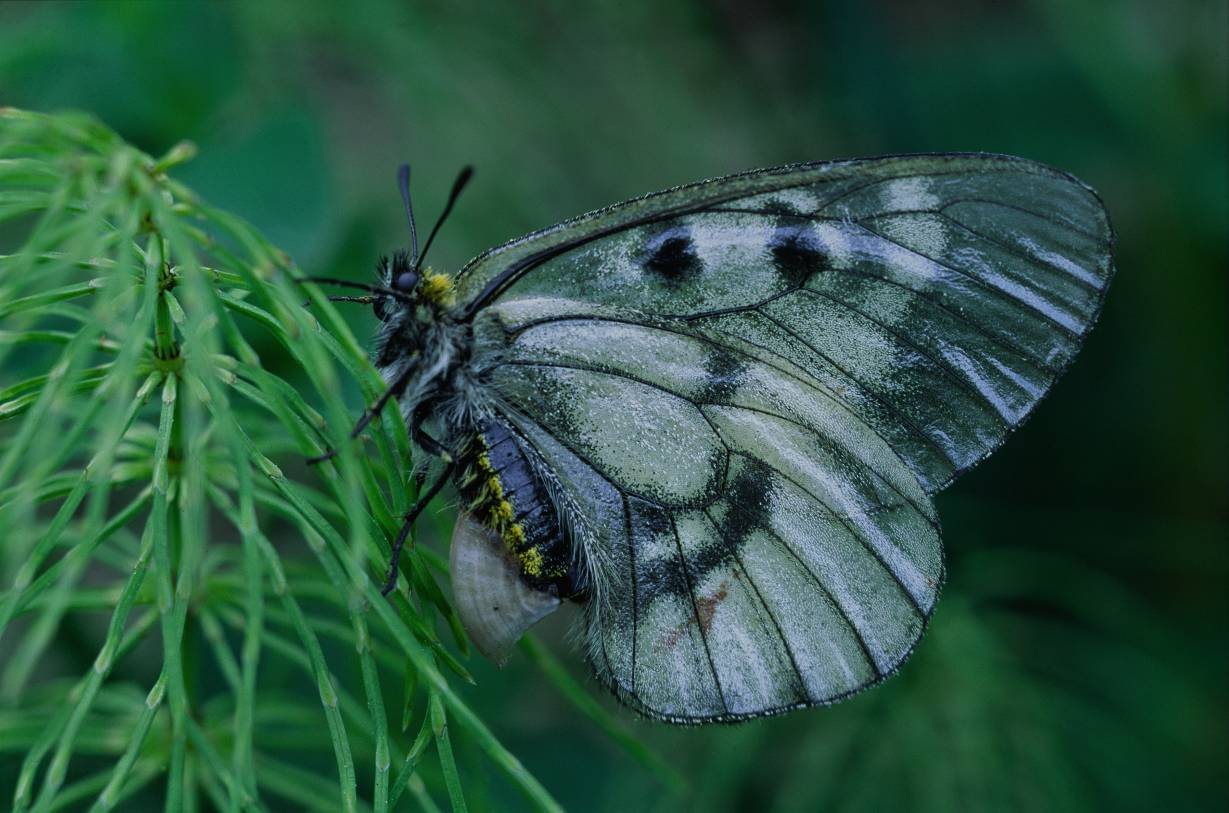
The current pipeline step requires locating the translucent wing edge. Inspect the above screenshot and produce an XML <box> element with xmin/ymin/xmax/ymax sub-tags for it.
<box><xmin>930</xmin><ymin>225</ymin><xmax>1116</xmax><ymax>494</ymax></box>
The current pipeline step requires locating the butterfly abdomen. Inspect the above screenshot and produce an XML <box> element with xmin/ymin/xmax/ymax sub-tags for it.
<box><xmin>456</xmin><ymin>419</ymin><xmax>580</xmax><ymax>597</ymax></box>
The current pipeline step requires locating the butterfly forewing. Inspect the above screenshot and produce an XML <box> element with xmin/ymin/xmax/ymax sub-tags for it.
<box><xmin>458</xmin><ymin>154</ymin><xmax>1112</xmax><ymax>721</ymax></box>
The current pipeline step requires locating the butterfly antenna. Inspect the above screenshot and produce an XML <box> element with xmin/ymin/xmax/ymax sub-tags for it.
<box><xmin>397</xmin><ymin>163</ymin><xmax>419</xmax><ymax>264</ymax></box>
<box><xmin>415</xmin><ymin>165</ymin><xmax>474</xmax><ymax>272</ymax></box>
<box><xmin>295</xmin><ymin>276</ymin><xmax>415</xmax><ymax>304</ymax></box>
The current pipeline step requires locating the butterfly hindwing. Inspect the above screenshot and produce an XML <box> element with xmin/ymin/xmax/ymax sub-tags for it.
<box><xmin>461</xmin><ymin>154</ymin><xmax>1113</xmax><ymax>721</ymax></box>
<box><xmin>481</xmin><ymin>306</ymin><xmax>942</xmax><ymax>721</ymax></box>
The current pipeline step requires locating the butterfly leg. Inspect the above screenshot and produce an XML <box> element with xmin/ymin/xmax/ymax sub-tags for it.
<box><xmin>382</xmin><ymin>460</ymin><xmax>456</xmax><ymax>596</ymax></box>
<box><xmin>409</xmin><ymin>403</ymin><xmax>453</xmax><ymax>461</ymax></box>
<box><xmin>412</xmin><ymin>426</ymin><xmax>451</xmax><ymax>459</ymax></box>
<box><xmin>307</xmin><ymin>365</ymin><xmax>419</xmax><ymax>466</ymax></box>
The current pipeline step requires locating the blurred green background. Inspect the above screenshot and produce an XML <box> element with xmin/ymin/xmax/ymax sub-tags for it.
<box><xmin>1</xmin><ymin>0</ymin><xmax>1225</xmax><ymax>810</ymax></box>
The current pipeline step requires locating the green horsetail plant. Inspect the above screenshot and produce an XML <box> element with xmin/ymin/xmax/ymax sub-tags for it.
<box><xmin>0</xmin><ymin>107</ymin><xmax>590</xmax><ymax>812</ymax></box>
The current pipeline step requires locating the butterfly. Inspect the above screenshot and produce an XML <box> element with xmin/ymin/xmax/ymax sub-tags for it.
<box><xmin>306</xmin><ymin>153</ymin><xmax>1114</xmax><ymax>724</ymax></box>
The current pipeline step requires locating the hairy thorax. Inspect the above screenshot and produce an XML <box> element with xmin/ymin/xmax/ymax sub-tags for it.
<box><xmin>375</xmin><ymin>273</ymin><xmax>490</xmax><ymax>436</ymax></box>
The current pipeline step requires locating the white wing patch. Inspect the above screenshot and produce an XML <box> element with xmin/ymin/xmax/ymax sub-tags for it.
<box><xmin>811</xmin><ymin>222</ymin><xmax>857</xmax><ymax>271</ymax></box>
<box><xmin>492</xmin><ymin>364</ymin><xmax>725</xmax><ymax>506</ymax></box>
<box><xmin>883</xmin><ymin>176</ymin><xmax>940</xmax><ymax>209</ymax></box>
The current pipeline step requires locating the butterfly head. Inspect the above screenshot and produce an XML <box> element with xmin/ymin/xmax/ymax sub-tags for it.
<box><xmin>372</xmin><ymin>250</ymin><xmax>455</xmax><ymax>323</ymax></box>
<box><xmin>389</xmin><ymin>252</ymin><xmax>419</xmax><ymax>297</ymax></box>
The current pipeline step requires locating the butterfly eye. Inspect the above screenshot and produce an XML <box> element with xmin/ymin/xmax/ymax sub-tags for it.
<box><xmin>394</xmin><ymin>270</ymin><xmax>419</xmax><ymax>293</ymax></box>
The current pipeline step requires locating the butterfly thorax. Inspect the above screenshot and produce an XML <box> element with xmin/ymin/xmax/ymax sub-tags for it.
<box><xmin>371</xmin><ymin>255</ymin><xmax>494</xmax><ymax>433</ymax></box>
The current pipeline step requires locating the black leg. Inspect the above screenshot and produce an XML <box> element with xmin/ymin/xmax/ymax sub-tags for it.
<box><xmin>307</xmin><ymin>364</ymin><xmax>420</xmax><ymax>467</ymax></box>
<box><xmin>381</xmin><ymin>461</ymin><xmax>456</xmax><ymax>596</ymax></box>
<box><xmin>307</xmin><ymin>447</ymin><xmax>339</xmax><ymax>466</ymax></box>
<box><xmin>313</xmin><ymin>423</ymin><xmax>449</xmax><ymax>466</ymax></box>
<box><xmin>350</xmin><ymin>364</ymin><xmax>416</xmax><ymax>439</ymax></box>
<box><xmin>409</xmin><ymin>406</ymin><xmax>453</xmax><ymax>460</ymax></box>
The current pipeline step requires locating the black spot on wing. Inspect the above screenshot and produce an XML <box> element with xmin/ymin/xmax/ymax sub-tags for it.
<box><xmin>638</xmin><ymin>533</ymin><xmax>735</xmax><ymax>607</ymax></box>
<box><xmin>640</xmin><ymin>224</ymin><xmax>703</xmax><ymax>283</ymax></box>
<box><xmin>696</xmin><ymin>349</ymin><xmax>748</xmax><ymax>403</ymax></box>
<box><xmin>769</xmin><ymin>222</ymin><xmax>828</xmax><ymax>288</ymax></box>
<box><xmin>723</xmin><ymin>458</ymin><xmax>775</xmax><ymax>544</ymax></box>
<box><xmin>758</xmin><ymin>198</ymin><xmax>804</xmax><ymax>217</ymax></box>
<box><xmin>633</xmin><ymin>460</ymin><xmax>776</xmax><ymax>607</ymax></box>
<box><xmin>630</xmin><ymin>498</ymin><xmax>689</xmax><ymax>605</ymax></box>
